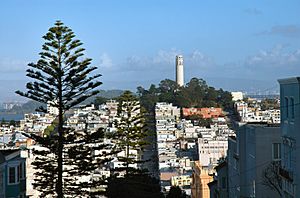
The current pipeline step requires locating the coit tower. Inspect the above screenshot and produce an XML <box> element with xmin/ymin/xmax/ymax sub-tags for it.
<box><xmin>176</xmin><ymin>55</ymin><xmax>184</xmax><ymax>86</ymax></box>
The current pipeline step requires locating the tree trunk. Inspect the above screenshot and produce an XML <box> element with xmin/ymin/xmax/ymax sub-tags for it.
<box><xmin>57</xmin><ymin>38</ymin><xmax>63</xmax><ymax>198</ymax></box>
<box><xmin>57</xmin><ymin>105</ymin><xmax>63</xmax><ymax>197</ymax></box>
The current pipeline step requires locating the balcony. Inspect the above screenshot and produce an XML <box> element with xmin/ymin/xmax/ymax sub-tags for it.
<box><xmin>279</xmin><ymin>166</ymin><xmax>293</xmax><ymax>182</ymax></box>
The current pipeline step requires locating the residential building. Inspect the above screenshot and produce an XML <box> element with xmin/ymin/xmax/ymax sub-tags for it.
<box><xmin>231</xmin><ymin>92</ymin><xmax>244</xmax><ymax>101</ymax></box>
<box><xmin>171</xmin><ymin>174</ymin><xmax>192</xmax><ymax>189</ymax></box>
<box><xmin>208</xmin><ymin>180</ymin><xmax>218</xmax><ymax>198</ymax></box>
<box><xmin>208</xmin><ymin>160</ymin><xmax>228</xmax><ymax>198</ymax></box>
<box><xmin>2</xmin><ymin>102</ymin><xmax>22</xmax><ymax>110</ymax></box>
<box><xmin>237</xmin><ymin>124</ymin><xmax>281</xmax><ymax>198</ymax></box>
<box><xmin>191</xmin><ymin>161</ymin><xmax>214</xmax><ymax>198</ymax></box>
<box><xmin>235</xmin><ymin>101</ymin><xmax>280</xmax><ymax>124</ymax></box>
<box><xmin>182</xmin><ymin>107</ymin><xmax>224</xmax><ymax>119</ymax></box>
<box><xmin>278</xmin><ymin>77</ymin><xmax>300</xmax><ymax>197</ymax></box>
<box><xmin>155</xmin><ymin>102</ymin><xmax>181</xmax><ymax>185</ymax></box>
<box><xmin>0</xmin><ymin>149</ymin><xmax>27</xmax><ymax>198</ymax></box>
<box><xmin>227</xmin><ymin>136</ymin><xmax>239</xmax><ymax>197</ymax></box>
<box><xmin>198</xmin><ymin>137</ymin><xmax>228</xmax><ymax>167</ymax></box>
<box><xmin>47</xmin><ymin>101</ymin><xmax>59</xmax><ymax>116</ymax></box>
<box><xmin>19</xmin><ymin>113</ymin><xmax>56</xmax><ymax>135</ymax></box>
<box><xmin>156</xmin><ymin>102</ymin><xmax>233</xmax><ymax>195</ymax></box>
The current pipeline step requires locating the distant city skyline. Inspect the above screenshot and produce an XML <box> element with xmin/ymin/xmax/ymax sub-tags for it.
<box><xmin>0</xmin><ymin>0</ymin><xmax>299</xmax><ymax>102</ymax></box>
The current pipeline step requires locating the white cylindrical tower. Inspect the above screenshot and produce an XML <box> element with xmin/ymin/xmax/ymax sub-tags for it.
<box><xmin>176</xmin><ymin>55</ymin><xmax>184</xmax><ymax>86</ymax></box>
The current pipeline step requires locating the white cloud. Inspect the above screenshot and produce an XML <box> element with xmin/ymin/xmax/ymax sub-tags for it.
<box><xmin>153</xmin><ymin>48</ymin><xmax>182</xmax><ymax>64</ymax></box>
<box><xmin>121</xmin><ymin>49</ymin><xmax>214</xmax><ymax>72</ymax></box>
<box><xmin>99</xmin><ymin>53</ymin><xmax>113</xmax><ymax>68</ymax></box>
<box><xmin>245</xmin><ymin>45</ymin><xmax>300</xmax><ymax>68</ymax></box>
<box><xmin>187</xmin><ymin>50</ymin><xmax>215</xmax><ymax>69</ymax></box>
<box><xmin>126</xmin><ymin>55</ymin><xmax>143</xmax><ymax>66</ymax></box>
<box><xmin>95</xmin><ymin>46</ymin><xmax>300</xmax><ymax>92</ymax></box>
<box><xmin>119</xmin><ymin>49</ymin><xmax>183</xmax><ymax>72</ymax></box>
<box><xmin>257</xmin><ymin>25</ymin><xmax>300</xmax><ymax>38</ymax></box>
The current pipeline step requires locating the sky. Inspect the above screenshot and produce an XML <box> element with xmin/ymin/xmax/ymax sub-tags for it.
<box><xmin>0</xmin><ymin>0</ymin><xmax>300</xmax><ymax>102</ymax></box>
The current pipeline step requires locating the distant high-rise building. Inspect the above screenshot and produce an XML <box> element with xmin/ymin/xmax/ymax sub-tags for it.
<box><xmin>176</xmin><ymin>55</ymin><xmax>184</xmax><ymax>86</ymax></box>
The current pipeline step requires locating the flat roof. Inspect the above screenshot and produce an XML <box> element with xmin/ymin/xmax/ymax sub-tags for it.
<box><xmin>278</xmin><ymin>77</ymin><xmax>300</xmax><ymax>85</ymax></box>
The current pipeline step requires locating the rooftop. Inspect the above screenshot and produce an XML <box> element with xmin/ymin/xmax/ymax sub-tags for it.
<box><xmin>278</xmin><ymin>77</ymin><xmax>300</xmax><ymax>85</ymax></box>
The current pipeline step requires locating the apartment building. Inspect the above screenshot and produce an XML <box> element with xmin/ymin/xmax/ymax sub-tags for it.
<box><xmin>278</xmin><ymin>77</ymin><xmax>300</xmax><ymax>197</ymax></box>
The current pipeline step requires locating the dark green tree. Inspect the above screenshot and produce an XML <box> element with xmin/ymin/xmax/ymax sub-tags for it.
<box><xmin>64</xmin><ymin>126</ymin><xmax>113</xmax><ymax>197</ymax></box>
<box><xmin>166</xmin><ymin>186</ymin><xmax>186</xmax><ymax>198</ymax></box>
<box><xmin>30</xmin><ymin>135</ymin><xmax>59</xmax><ymax>197</ymax></box>
<box><xmin>217</xmin><ymin>89</ymin><xmax>233</xmax><ymax>110</ymax></box>
<box><xmin>185</xmin><ymin>115</ymin><xmax>213</xmax><ymax>127</ymax></box>
<box><xmin>158</xmin><ymin>79</ymin><xmax>178</xmax><ymax>103</ymax></box>
<box><xmin>159</xmin><ymin>79</ymin><xmax>179</xmax><ymax>93</ymax></box>
<box><xmin>138</xmin><ymin>77</ymin><xmax>234</xmax><ymax>112</ymax></box>
<box><xmin>0</xmin><ymin>118</ymin><xmax>5</xmax><ymax>126</ymax></box>
<box><xmin>184</xmin><ymin>78</ymin><xmax>207</xmax><ymax>107</ymax></box>
<box><xmin>136</xmin><ymin>86</ymin><xmax>146</xmax><ymax>97</ymax></box>
<box><xmin>93</xmin><ymin>96</ymin><xmax>107</xmax><ymax>108</ymax></box>
<box><xmin>137</xmin><ymin>84</ymin><xmax>164</xmax><ymax>111</ymax></box>
<box><xmin>16</xmin><ymin>21</ymin><xmax>102</xmax><ymax>197</ymax></box>
<box><xmin>260</xmin><ymin>98</ymin><xmax>280</xmax><ymax>110</ymax></box>
<box><xmin>112</xmin><ymin>91</ymin><xmax>148</xmax><ymax>175</ymax></box>
<box><xmin>106</xmin><ymin>174</ymin><xmax>164</xmax><ymax>198</ymax></box>
<box><xmin>9</xmin><ymin>119</ymin><xmax>16</xmax><ymax>126</ymax></box>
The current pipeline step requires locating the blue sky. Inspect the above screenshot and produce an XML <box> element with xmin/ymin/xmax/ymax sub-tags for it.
<box><xmin>0</xmin><ymin>0</ymin><xmax>300</xmax><ymax>101</ymax></box>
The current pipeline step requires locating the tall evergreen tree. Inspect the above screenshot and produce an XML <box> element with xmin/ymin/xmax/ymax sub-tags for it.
<box><xmin>16</xmin><ymin>21</ymin><xmax>101</xmax><ymax>197</ymax></box>
<box><xmin>107</xmin><ymin>92</ymin><xmax>163</xmax><ymax>197</ymax></box>
<box><xmin>112</xmin><ymin>91</ymin><xmax>148</xmax><ymax>175</ymax></box>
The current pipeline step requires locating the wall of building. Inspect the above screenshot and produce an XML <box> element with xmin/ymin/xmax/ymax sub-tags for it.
<box><xmin>191</xmin><ymin>161</ymin><xmax>213</xmax><ymax>198</ymax></box>
<box><xmin>216</xmin><ymin>162</ymin><xmax>228</xmax><ymax>198</ymax></box>
<box><xmin>255</xmin><ymin>126</ymin><xmax>281</xmax><ymax>197</ymax></box>
<box><xmin>278</xmin><ymin>77</ymin><xmax>300</xmax><ymax>197</ymax></box>
<box><xmin>227</xmin><ymin>136</ymin><xmax>239</xmax><ymax>198</ymax></box>
<box><xmin>238</xmin><ymin>124</ymin><xmax>281</xmax><ymax>198</ymax></box>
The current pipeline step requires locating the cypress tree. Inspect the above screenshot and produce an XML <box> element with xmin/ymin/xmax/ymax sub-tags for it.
<box><xmin>16</xmin><ymin>20</ymin><xmax>102</xmax><ymax>197</ymax></box>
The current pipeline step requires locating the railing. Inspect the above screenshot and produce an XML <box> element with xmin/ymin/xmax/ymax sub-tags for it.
<box><xmin>279</xmin><ymin>166</ymin><xmax>293</xmax><ymax>182</ymax></box>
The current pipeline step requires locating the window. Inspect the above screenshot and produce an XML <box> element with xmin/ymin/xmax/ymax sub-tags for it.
<box><xmin>19</xmin><ymin>163</ymin><xmax>22</xmax><ymax>180</ymax></box>
<box><xmin>0</xmin><ymin>170</ymin><xmax>3</xmax><ymax>191</ymax></box>
<box><xmin>290</xmin><ymin>98</ymin><xmax>294</xmax><ymax>119</ymax></box>
<box><xmin>18</xmin><ymin>162</ymin><xmax>25</xmax><ymax>180</ymax></box>
<box><xmin>221</xmin><ymin>177</ymin><xmax>226</xmax><ymax>189</ymax></box>
<box><xmin>272</xmin><ymin>143</ymin><xmax>281</xmax><ymax>161</ymax></box>
<box><xmin>233</xmin><ymin>158</ymin><xmax>237</xmax><ymax>170</ymax></box>
<box><xmin>22</xmin><ymin>162</ymin><xmax>25</xmax><ymax>179</ymax></box>
<box><xmin>17</xmin><ymin>165</ymin><xmax>20</xmax><ymax>182</ymax></box>
<box><xmin>285</xmin><ymin>97</ymin><xmax>289</xmax><ymax>118</ymax></box>
<box><xmin>8</xmin><ymin>167</ymin><xmax>16</xmax><ymax>184</ymax></box>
